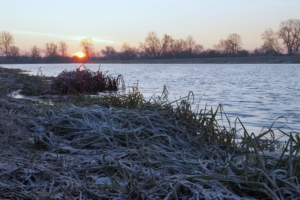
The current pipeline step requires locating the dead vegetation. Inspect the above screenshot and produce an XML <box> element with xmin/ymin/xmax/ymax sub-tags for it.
<box><xmin>50</xmin><ymin>64</ymin><xmax>124</xmax><ymax>94</ymax></box>
<box><xmin>0</xmin><ymin>66</ymin><xmax>299</xmax><ymax>199</ymax></box>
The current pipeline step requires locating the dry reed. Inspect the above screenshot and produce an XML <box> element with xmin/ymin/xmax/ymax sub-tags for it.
<box><xmin>50</xmin><ymin>64</ymin><xmax>124</xmax><ymax>94</ymax></box>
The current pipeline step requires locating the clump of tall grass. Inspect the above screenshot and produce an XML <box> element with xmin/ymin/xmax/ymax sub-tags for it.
<box><xmin>18</xmin><ymin>67</ymin><xmax>50</xmax><ymax>95</ymax></box>
<box><xmin>2</xmin><ymin>65</ymin><xmax>124</xmax><ymax>96</ymax></box>
<box><xmin>50</xmin><ymin>64</ymin><xmax>124</xmax><ymax>94</ymax></box>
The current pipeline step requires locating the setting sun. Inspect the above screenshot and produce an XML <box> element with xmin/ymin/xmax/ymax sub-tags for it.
<box><xmin>73</xmin><ymin>51</ymin><xmax>85</xmax><ymax>58</ymax></box>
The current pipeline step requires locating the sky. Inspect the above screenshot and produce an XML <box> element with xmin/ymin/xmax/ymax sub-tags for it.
<box><xmin>1</xmin><ymin>0</ymin><xmax>300</xmax><ymax>55</ymax></box>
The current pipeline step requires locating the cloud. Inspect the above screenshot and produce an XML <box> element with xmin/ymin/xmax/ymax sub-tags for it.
<box><xmin>18</xmin><ymin>30</ymin><xmax>62</xmax><ymax>37</ymax></box>
<box><xmin>70</xmin><ymin>36</ymin><xmax>115</xmax><ymax>43</ymax></box>
<box><xmin>16</xmin><ymin>30</ymin><xmax>116</xmax><ymax>44</ymax></box>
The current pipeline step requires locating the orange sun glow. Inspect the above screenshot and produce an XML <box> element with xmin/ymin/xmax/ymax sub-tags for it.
<box><xmin>73</xmin><ymin>51</ymin><xmax>85</xmax><ymax>58</ymax></box>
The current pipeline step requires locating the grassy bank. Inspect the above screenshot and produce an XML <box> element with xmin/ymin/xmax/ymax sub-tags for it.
<box><xmin>0</xmin><ymin>66</ymin><xmax>299</xmax><ymax>199</ymax></box>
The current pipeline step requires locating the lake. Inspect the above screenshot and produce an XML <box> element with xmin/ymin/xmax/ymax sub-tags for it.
<box><xmin>2</xmin><ymin>63</ymin><xmax>300</xmax><ymax>139</ymax></box>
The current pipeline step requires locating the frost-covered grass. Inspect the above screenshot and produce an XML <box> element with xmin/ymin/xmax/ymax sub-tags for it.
<box><xmin>0</xmin><ymin>66</ymin><xmax>299</xmax><ymax>199</ymax></box>
<box><xmin>29</xmin><ymin>88</ymin><xmax>300</xmax><ymax>199</ymax></box>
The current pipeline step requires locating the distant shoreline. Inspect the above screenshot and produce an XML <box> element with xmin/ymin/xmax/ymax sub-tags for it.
<box><xmin>1</xmin><ymin>55</ymin><xmax>300</xmax><ymax>65</ymax></box>
<box><xmin>94</xmin><ymin>56</ymin><xmax>300</xmax><ymax>64</ymax></box>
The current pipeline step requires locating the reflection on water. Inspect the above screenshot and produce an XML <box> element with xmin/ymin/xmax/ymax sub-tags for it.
<box><xmin>2</xmin><ymin>63</ymin><xmax>300</xmax><ymax>138</ymax></box>
<box><xmin>8</xmin><ymin>90</ymin><xmax>56</xmax><ymax>106</ymax></box>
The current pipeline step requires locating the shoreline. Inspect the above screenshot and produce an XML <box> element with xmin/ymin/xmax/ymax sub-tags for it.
<box><xmin>1</xmin><ymin>55</ymin><xmax>300</xmax><ymax>64</ymax></box>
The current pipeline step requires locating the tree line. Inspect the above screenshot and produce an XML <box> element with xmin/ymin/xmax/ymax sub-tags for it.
<box><xmin>0</xmin><ymin>19</ymin><xmax>299</xmax><ymax>63</ymax></box>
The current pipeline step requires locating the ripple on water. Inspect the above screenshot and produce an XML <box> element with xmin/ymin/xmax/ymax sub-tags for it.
<box><xmin>2</xmin><ymin>63</ymin><xmax>300</xmax><ymax>139</ymax></box>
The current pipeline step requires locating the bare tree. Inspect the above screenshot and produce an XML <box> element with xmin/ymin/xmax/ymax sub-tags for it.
<box><xmin>139</xmin><ymin>33</ymin><xmax>201</xmax><ymax>58</ymax></box>
<box><xmin>21</xmin><ymin>51</ymin><xmax>31</xmax><ymax>62</ymax></box>
<box><xmin>0</xmin><ymin>31</ymin><xmax>14</xmax><ymax>57</ymax></box>
<box><xmin>278</xmin><ymin>19</ymin><xmax>300</xmax><ymax>55</ymax></box>
<box><xmin>226</xmin><ymin>33</ymin><xmax>242</xmax><ymax>55</ymax></box>
<box><xmin>140</xmin><ymin>32</ymin><xmax>161</xmax><ymax>58</ymax></box>
<box><xmin>214</xmin><ymin>39</ymin><xmax>230</xmax><ymax>55</ymax></box>
<box><xmin>44</xmin><ymin>42</ymin><xmax>58</xmax><ymax>57</ymax></box>
<box><xmin>261</xmin><ymin>29</ymin><xmax>282</xmax><ymax>54</ymax></box>
<box><xmin>186</xmin><ymin>35</ymin><xmax>196</xmax><ymax>54</ymax></box>
<box><xmin>101</xmin><ymin>46</ymin><xmax>118</xmax><ymax>60</ymax></box>
<box><xmin>89</xmin><ymin>51</ymin><xmax>97</xmax><ymax>60</ymax></box>
<box><xmin>30</xmin><ymin>45</ymin><xmax>42</xmax><ymax>61</ymax></box>
<box><xmin>252</xmin><ymin>48</ymin><xmax>265</xmax><ymax>56</ymax></box>
<box><xmin>169</xmin><ymin>39</ymin><xmax>188</xmax><ymax>58</ymax></box>
<box><xmin>214</xmin><ymin>33</ymin><xmax>242</xmax><ymax>55</ymax></box>
<box><xmin>58</xmin><ymin>41</ymin><xmax>68</xmax><ymax>57</ymax></box>
<box><xmin>120</xmin><ymin>43</ymin><xmax>137</xmax><ymax>60</ymax></box>
<box><xmin>22</xmin><ymin>51</ymin><xmax>31</xmax><ymax>58</ymax></box>
<box><xmin>193</xmin><ymin>44</ymin><xmax>204</xmax><ymax>54</ymax></box>
<box><xmin>8</xmin><ymin>46</ymin><xmax>20</xmax><ymax>58</ymax></box>
<box><xmin>160</xmin><ymin>34</ymin><xmax>173</xmax><ymax>57</ymax></box>
<box><xmin>80</xmin><ymin>37</ymin><xmax>94</xmax><ymax>59</ymax></box>
<box><xmin>95</xmin><ymin>51</ymin><xmax>102</xmax><ymax>58</ymax></box>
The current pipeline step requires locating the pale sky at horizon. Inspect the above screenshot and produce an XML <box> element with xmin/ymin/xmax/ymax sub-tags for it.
<box><xmin>1</xmin><ymin>0</ymin><xmax>300</xmax><ymax>55</ymax></box>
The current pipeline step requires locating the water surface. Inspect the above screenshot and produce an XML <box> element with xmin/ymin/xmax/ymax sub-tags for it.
<box><xmin>2</xmin><ymin>63</ymin><xmax>299</xmax><ymax>138</ymax></box>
